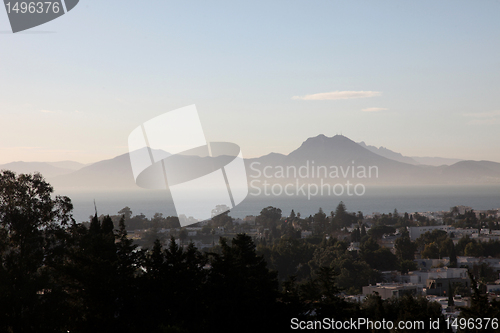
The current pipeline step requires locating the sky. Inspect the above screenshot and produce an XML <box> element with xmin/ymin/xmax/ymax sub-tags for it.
<box><xmin>1</xmin><ymin>0</ymin><xmax>500</xmax><ymax>164</ymax></box>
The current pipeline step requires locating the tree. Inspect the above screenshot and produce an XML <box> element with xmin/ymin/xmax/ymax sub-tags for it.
<box><xmin>399</xmin><ymin>259</ymin><xmax>418</xmax><ymax>274</ymax></box>
<box><xmin>138</xmin><ymin>235</ymin><xmax>207</xmax><ymax>332</ymax></box>
<box><xmin>372</xmin><ymin>247</ymin><xmax>398</xmax><ymax>271</ymax></box>
<box><xmin>351</xmin><ymin>227</ymin><xmax>361</xmax><ymax>242</ymax></box>
<box><xmin>178</xmin><ymin>228</ymin><xmax>188</xmax><ymax>246</ymax></box>
<box><xmin>333</xmin><ymin>201</ymin><xmax>352</xmax><ymax>229</ymax></box>
<box><xmin>368</xmin><ymin>225</ymin><xmax>396</xmax><ymax>239</ymax></box>
<box><xmin>448</xmin><ymin>284</ymin><xmax>455</xmax><ymax>308</ymax></box>
<box><xmin>211</xmin><ymin>204</ymin><xmax>230</xmax><ymax>217</ymax></box>
<box><xmin>317</xmin><ymin>268</ymin><xmax>344</xmax><ymax>294</ymax></box>
<box><xmin>465</xmin><ymin>241</ymin><xmax>484</xmax><ymax>257</ymax></box>
<box><xmin>449</xmin><ymin>241</ymin><xmax>457</xmax><ymax>268</ymax></box>
<box><xmin>211</xmin><ymin>209</ymin><xmax>233</xmax><ymax>228</ymax></box>
<box><xmin>63</xmin><ymin>213</ymin><xmax>121</xmax><ymax>332</ymax></box>
<box><xmin>459</xmin><ymin>270</ymin><xmax>500</xmax><ymax>332</ymax></box>
<box><xmin>204</xmin><ymin>234</ymin><xmax>282</xmax><ymax>331</ymax></box>
<box><xmin>118</xmin><ymin>206</ymin><xmax>133</xmax><ymax>220</ymax></box>
<box><xmin>313</xmin><ymin>207</ymin><xmax>328</xmax><ymax>234</ymax></box>
<box><xmin>0</xmin><ymin>171</ymin><xmax>74</xmax><ymax>332</ymax></box>
<box><xmin>335</xmin><ymin>257</ymin><xmax>379</xmax><ymax>293</ymax></box>
<box><xmin>388</xmin><ymin>295</ymin><xmax>446</xmax><ymax>332</ymax></box>
<box><xmin>395</xmin><ymin>230</ymin><xmax>417</xmax><ymax>261</ymax></box>
<box><xmin>268</xmin><ymin>237</ymin><xmax>314</xmax><ymax>281</ymax></box>
<box><xmin>456</xmin><ymin>235</ymin><xmax>473</xmax><ymax>256</ymax></box>
<box><xmin>142</xmin><ymin>218</ymin><xmax>166</xmax><ymax>249</ymax></box>
<box><xmin>438</xmin><ymin>237</ymin><xmax>454</xmax><ymax>258</ymax></box>
<box><xmin>360</xmin><ymin>238</ymin><xmax>397</xmax><ymax>271</ymax></box>
<box><xmin>255</xmin><ymin>206</ymin><xmax>282</xmax><ymax>228</ymax></box>
<box><xmin>421</xmin><ymin>242</ymin><xmax>440</xmax><ymax>259</ymax></box>
<box><xmin>360</xmin><ymin>224</ymin><xmax>367</xmax><ymax>237</ymax></box>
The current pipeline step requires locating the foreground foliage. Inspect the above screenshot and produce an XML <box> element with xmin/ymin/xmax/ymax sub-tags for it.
<box><xmin>1</xmin><ymin>171</ymin><xmax>492</xmax><ymax>332</ymax></box>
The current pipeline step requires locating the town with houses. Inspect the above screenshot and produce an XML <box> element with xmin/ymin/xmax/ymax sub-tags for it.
<box><xmin>115</xmin><ymin>203</ymin><xmax>500</xmax><ymax>327</ymax></box>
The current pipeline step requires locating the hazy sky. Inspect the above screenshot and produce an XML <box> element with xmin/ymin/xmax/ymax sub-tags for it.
<box><xmin>1</xmin><ymin>1</ymin><xmax>499</xmax><ymax>164</ymax></box>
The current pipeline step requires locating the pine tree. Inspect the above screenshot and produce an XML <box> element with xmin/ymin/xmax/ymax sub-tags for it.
<box><xmin>361</xmin><ymin>223</ymin><xmax>367</xmax><ymax>238</ymax></box>
<box><xmin>459</xmin><ymin>270</ymin><xmax>500</xmax><ymax>332</ymax></box>
<box><xmin>88</xmin><ymin>212</ymin><xmax>101</xmax><ymax>236</ymax></box>
<box><xmin>204</xmin><ymin>234</ymin><xmax>281</xmax><ymax>332</ymax></box>
<box><xmin>448</xmin><ymin>284</ymin><xmax>455</xmax><ymax>308</ymax></box>
<box><xmin>449</xmin><ymin>241</ymin><xmax>457</xmax><ymax>268</ymax></box>
<box><xmin>114</xmin><ymin>215</ymin><xmax>141</xmax><ymax>331</ymax></box>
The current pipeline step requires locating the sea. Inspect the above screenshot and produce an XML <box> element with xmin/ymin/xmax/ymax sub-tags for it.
<box><xmin>55</xmin><ymin>185</ymin><xmax>500</xmax><ymax>223</ymax></box>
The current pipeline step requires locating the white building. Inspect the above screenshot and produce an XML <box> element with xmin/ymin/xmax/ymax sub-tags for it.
<box><xmin>400</xmin><ymin>267</ymin><xmax>468</xmax><ymax>284</ymax></box>
<box><xmin>457</xmin><ymin>257</ymin><xmax>500</xmax><ymax>271</ymax></box>
<box><xmin>363</xmin><ymin>283</ymin><xmax>424</xmax><ymax>299</ymax></box>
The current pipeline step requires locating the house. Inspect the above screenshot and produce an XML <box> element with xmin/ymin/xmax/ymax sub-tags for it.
<box><xmin>409</xmin><ymin>226</ymin><xmax>455</xmax><ymax>241</ymax></box>
<box><xmin>362</xmin><ymin>283</ymin><xmax>423</xmax><ymax>300</ymax></box>
<box><xmin>402</xmin><ymin>267</ymin><xmax>468</xmax><ymax>284</ymax></box>
<box><xmin>486</xmin><ymin>284</ymin><xmax>500</xmax><ymax>294</ymax></box>
<box><xmin>426</xmin><ymin>277</ymin><xmax>470</xmax><ymax>296</ymax></box>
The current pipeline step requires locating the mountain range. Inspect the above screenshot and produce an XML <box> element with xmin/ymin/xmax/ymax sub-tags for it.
<box><xmin>1</xmin><ymin>135</ymin><xmax>499</xmax><ymax>189</ymax></box>
<box><xmin>0</xmin><ymin>161</ymin><xmax>87</xmax><ymax>178</ymax></box>
<box><xmin>357</xmin><ymin>142</ymin><xmax>464</xmax><ymax>166</ymax></box>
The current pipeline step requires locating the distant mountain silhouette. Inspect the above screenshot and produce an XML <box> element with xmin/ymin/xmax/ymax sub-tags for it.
<box><xmin>0</xmin><ymin>160</ymin><xmax>87</xmax><ymax>178</ymax></box>
<box><xmin>410</xmin><ymin>156</ymin><xmax>464</xmax><ymax>166</ymax></box>
<box><xmin>48</xmin><ymin>161</ymin><xmax>88</xmax><ymax>171</ymax></box>
<box><xmin>440</xmin><ymin>160</ymin><xmax>500</xmax><ymax>181</ymax></box>
<box><xmin>49</xmin><ymin>153</ymin><xmax>137</xmax><ymax>189</ymax></box>
<box><xmin>2</xmin><ymin>135</ymin><xmax>499</xmax><ymax>190</ymax></box>
<box><xmin>0</xmin><ymin>161</ymin><xmax>75</xmax><ymax>178</ymax></box>
<box><xmin>246</xmin><ymin>135</ymin><xmax>500</xmax><ymax>185</ymax></box>
<box><xmin>357</xmin><ymin>141</ymin><xmax>464</xmax><ymax>166</ymax></box>
<box><xmin>357</xmin><ymin>141</ymin><xmax>419</xmax><ymax>165</ymax></box>
<box><xmin>49</xmin><ymin>149</ymin><xmax>171</xmax><ymax>189</ymax></box>
<box><xmin>247</xmin><ymin>135</ymin><xmax>436</xmax><ymax>185</ymax></box>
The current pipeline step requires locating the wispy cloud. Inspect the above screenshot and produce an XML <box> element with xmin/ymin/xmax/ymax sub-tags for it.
<box><xmin>362</xmin><ymin>107</ymin><xmax>388</xmax><ymax>112</ymax></box>
<box><xmin>40</xmin><ymin>110</ymin><xmax>56</xmax><ymax>113</ymax></box>
<box><xmin>463</xmin><ymin>110</ymin><xmax>500</xmax><ymax>124</ymax></box>
<box><xmin>292</xmin><ymin>90</ymin><xmax>382</xmax><ymax>101</ymax></box>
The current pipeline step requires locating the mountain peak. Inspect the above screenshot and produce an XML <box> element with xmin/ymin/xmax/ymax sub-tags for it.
<box><xmin>288</xmin><ymin>134</ymin><xmax>369</xmax><ymax>162</ymax></box>
<box><xmin>301</xmin><ymin>134</ymin><xmax>356</xmax><ymax>147</ymax></box>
